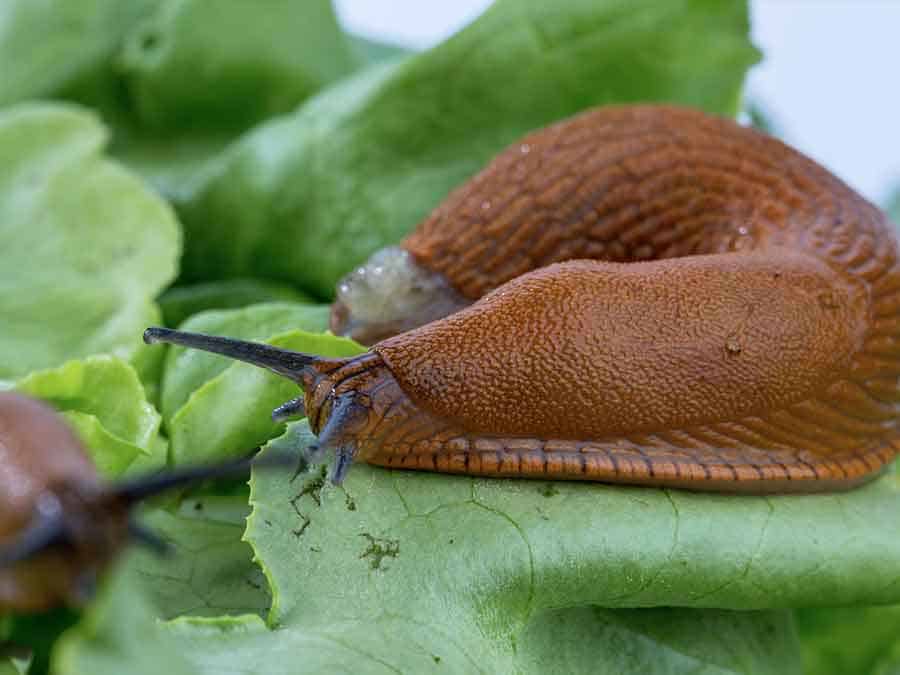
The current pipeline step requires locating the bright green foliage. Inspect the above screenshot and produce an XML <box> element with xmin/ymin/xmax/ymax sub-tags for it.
<box><xmin>6</xmin><ymin>356</ymin><xmax>166</xmax><ymax>479</ymax></box>
<box><xmin>130</xmin><ymin>497</ymin><xmax>269</xmax><ymax>619</ymax></box>
<box><xmin>56</xmin><ymin>581</ymin><xmax>804</xmax><ymax>675</ymax></box>
<box><xmin>178</xmin><ymin>0</ymin><xmax>760</xmax><ymax>296</ymax></box>
<box><xmin>159</xmin><ymin>279</ymin><xmax>311</xmax><ymax>328</ymax></box>
<box><xmin>0</xmin><ymin>0</ymin><xmax>157</xmax><ymax>106</ymax></box>
<box><xmin>117</xmin><ymin>0</ymin><xmax>356</xmax><ymax>131</ymax></box>
<box><xmin>52</xmin><ymin>565</ymin><xmax>196</xmax><ymax>675</ymax></box>
<box><xmin>0</xmin><ymin>0</ymin><xmax>360</xmax><ymax>196</ymax></box>
<box><xmin>797</xmin><ymin>605</ymin><xmax>900</xmax><ymax>675</ymax></box>
<box><xmin>347</xmin><ymin>35</ymin><xmax>414</xmax><ymax>66</ymax></box>
<box><xmin>0</xmin><ymin>104</ymin><xmax>180</xmax><ymax>383</ymax></box>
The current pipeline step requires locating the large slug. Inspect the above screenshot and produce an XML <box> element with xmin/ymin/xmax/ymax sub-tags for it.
<box><xmin>0</xmin><ymin>392</ymin><xmax>283</xmax><ymax>612</ymax></box>
<box><xmin>145</xmin><ymin>104</ymin><xmax>900</xmax><ymax>494</ymax></box>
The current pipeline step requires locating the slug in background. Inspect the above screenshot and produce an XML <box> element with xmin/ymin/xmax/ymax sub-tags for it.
<box><xmin>0</xmin><ymin>392</ymin><xmax>285</xmax><ymax>612</ymax></box>
<box><xmin>146</xmin><ymin>104</ymin><xmax>900</xmax><ymax>494</ymax></box>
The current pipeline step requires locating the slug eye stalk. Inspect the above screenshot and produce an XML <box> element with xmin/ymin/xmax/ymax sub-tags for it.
<box><xmin>143</xmin><ymin>326</ymin><xmax>365</xmax><ymax>484</ymax></box>
<box><xmin>143</xmin><ymin>327</ymin><xmax>320</xmax><ymax>384</ymax></box>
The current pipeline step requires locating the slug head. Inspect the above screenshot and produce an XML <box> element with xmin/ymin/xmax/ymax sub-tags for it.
<box><xmin>330</xmin><ymin>246</ymin><xmax>469</xmax><ymax>344</ymax></box>
<box><xmin>143</xmin><ymin>327</ymin><xmax>371</xmax><ymax>485</ymax></box>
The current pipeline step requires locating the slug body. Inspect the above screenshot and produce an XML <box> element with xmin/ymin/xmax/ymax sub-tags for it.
<box><xmin>147</xmin><ymin>105</ymin><xmax>900</xmax><ymax>494</ymax></box>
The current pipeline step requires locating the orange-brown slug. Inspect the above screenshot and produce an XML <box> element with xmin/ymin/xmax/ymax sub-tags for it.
<box><xmin>0</xmin><ymin>392</ymin><xmax>283</xmax><ymax>612</ymax></box>
<box><xmin>145</xmin><ymin>104</ymin><xmax>900</xmax><ymax>494</ymax></box>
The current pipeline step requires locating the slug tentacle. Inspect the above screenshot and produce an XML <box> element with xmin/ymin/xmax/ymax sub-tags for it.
<box><xmin>303</xmin><ymin>393</ymin><xmax>371</xmax><ymax>484</ymax></box>
<box><xmin>272</xmin><ymin>396</ymin><xmax>306</xmax><ymax>421</ymax></box>
<box><xmin>330</xmin><ymin>447</ymin><xmax>356</xmax><ymax>485</ymax></box>
<box><xmin>143</xmin><ymin>327</ymin><xmax>322</xmax><ymax>387</ymax></box>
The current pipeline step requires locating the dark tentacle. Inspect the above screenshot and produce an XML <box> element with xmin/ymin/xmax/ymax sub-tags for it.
<box><xmin>144</xmin><ymin>327</ymin><xmax>318</xmax><ymax>384</ymax></box>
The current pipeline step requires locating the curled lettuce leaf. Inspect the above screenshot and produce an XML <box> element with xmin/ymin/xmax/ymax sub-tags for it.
<box><xmin>8</xmin><ymin>356</ymin><xmax>166</xmax><ymax>479</ymax></box>
<box><xmin>0</xmin><ymin>103</ymin><xmax>180</xmax><ymax>385</ymax></box>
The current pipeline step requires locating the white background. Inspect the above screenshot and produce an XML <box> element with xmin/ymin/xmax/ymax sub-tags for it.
<box><xmin>334</xmin><ymin>0</ymin><xmax>900</xmax><ymax>206</ymax></box>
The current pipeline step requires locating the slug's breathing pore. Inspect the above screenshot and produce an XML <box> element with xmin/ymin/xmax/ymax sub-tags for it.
<box><xmin>0</xmin><ymin>392</ymin><xmax>288</xmax><ymax>612</ymax></box>
<box><xmin>147</xmin><ymin>105</ymin><xmax>900</xmax><ymax>494</ymax></box>
<box><xmin>330</xmin><ymin>246</ymin><xmax>469</xmax><ymax>345</ymax></box>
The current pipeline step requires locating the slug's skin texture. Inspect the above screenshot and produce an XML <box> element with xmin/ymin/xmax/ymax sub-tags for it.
<box><xmin>150</xmin><ymin>105</ymin><xmax>900</xmax><ymax>493</ymax></box>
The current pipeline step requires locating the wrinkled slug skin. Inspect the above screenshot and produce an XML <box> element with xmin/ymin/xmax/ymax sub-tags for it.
<box><xmin>352</xmin><ymin>105</ymin><xmax>900</xmax><ymax>492</ymax></box>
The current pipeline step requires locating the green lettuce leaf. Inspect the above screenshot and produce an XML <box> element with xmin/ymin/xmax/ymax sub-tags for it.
<box><xmin>346</xmin><ymin>34</ymin><xmax>413</xmax><ymax>66</ymax></box>
<box><xmin>117</xmin><ymin>0</ymin><xmax>356</xmax><ymax>132</ymax></box>
<box><xmin>0</xmin><ymin>0</ymin><xmax>156</xmax><ymax>107</ymax></box>
<box><xmin>0</xmin><ymin>0</ymin><xmax>361</xmax><ymax>198</ymax></box>
<box><xmin>0</xmin><ymin>103</ymin><xmax>180</xmax><ymax>387</ymax></box>
<box><xmin>52</xmin><ymin>564</ymin><xmax>196</xmax><ymax>675</ymax></box>
<box><xmin>178</xmin><ymin>0</ymin><xmax>760</xmax><ymax>296</ymax></box>
<box><xmin>158</xmin><ymin>279</ymin><xmax>311</xmax><ymax>329</ymax></box>
<box><xmin>7</xmin><ymin>356</ymin><xmax>166</xmax><ymax>479</ymax></box>
<box><xmin>3</xmin><ymin>609</ymin><xmax>78</xmax><ymax>675</ymax></box>
<box><xmin>245</xmin><ymin>420</ymin><xmax>900</xmax><ymax>620</ymax></box>
<box><xmin>873</xmin><ymin>645</ymin><xmax>900</xmax><ymax>675</ymax></box>
<box><xmin>797</xmin><ymin>605</ymin><xmax>900</xmax><ymax>675</ymax></box>
<box><xmin>887</xmin><ymin>189</ymin><xmax>899</xmax><ymax>227</ymax></box>
<box><xmin>108</xmin><ymin>0</ymin><xmax>359</xmax><ymax>196</ymax></box>
<box><xmin>51</xmin><ymin>569</ymin><xmax>805</xmax><ymax>675</ymax></box>
<box><xmin>0</xmin><ymin>660</ymin><xmax>26</xmax><ymax>675</ymax></box>
<box><xmin>130</xmin><ymin>497</ymin><xmax>269</xmax><ymax>619</ymax></box>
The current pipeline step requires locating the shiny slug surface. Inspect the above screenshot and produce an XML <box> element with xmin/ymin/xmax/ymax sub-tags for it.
<box><xmin>150</xmin><ymin>105</ymin><xmax>900</xmax><ymax>493</ymax></box>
